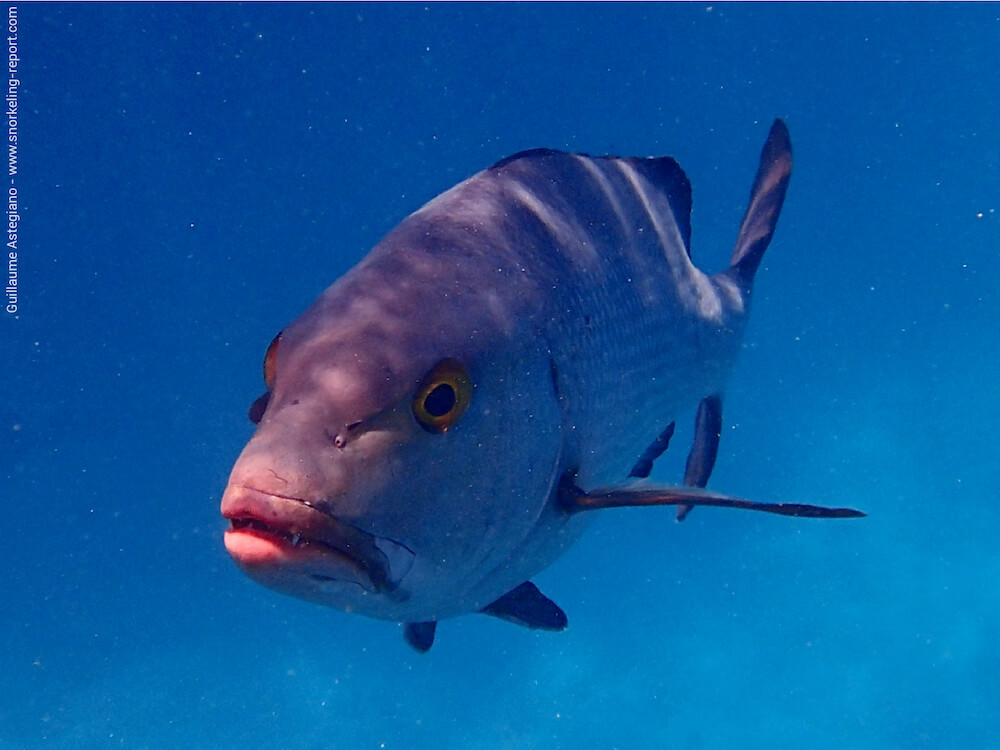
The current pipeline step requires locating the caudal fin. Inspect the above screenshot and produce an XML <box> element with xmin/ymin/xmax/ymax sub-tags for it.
<box><xmin>727</xmin><ymin>119</ymin><xmax>792</xmax><ymax>289</ymax></box>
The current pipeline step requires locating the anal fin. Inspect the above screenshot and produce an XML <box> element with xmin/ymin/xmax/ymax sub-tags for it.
<box><xmin>481</xmin><ymin>581</ymin><xmax>568</xmax><ymax>631</ymax></box>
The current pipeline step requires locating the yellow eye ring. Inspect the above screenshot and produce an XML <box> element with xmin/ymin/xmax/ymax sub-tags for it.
<box><xmin>412</xmin><ymin>359</ymin><xmax>472</xmax><ymax>434</ymax></box>
<box><xmin>263</xmin><ymin>331</ymin><xmax>282</xmax><ymax>390</ymax></box>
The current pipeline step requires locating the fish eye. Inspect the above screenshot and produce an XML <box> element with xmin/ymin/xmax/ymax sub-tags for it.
<box><xmin>412</xmin><ymin>359</ymin><xmax>472</xmax><ymax>434</ymax></box>
<box><xmin>263</xmin><ymin>331</ymin><xmax>282</xmax><ymax>390</ymax></box>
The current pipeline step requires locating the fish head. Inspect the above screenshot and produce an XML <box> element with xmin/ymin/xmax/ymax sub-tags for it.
<box><xmin>221</xmin><ymin>255</ymin><xmax>567</xmax><ymax>623</ymax></box>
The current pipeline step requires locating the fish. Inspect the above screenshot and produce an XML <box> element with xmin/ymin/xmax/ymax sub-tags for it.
<box><xmin>220</xmin><ymin>119</ymin><xmax>864</xmax><ymax>653</ymax></box>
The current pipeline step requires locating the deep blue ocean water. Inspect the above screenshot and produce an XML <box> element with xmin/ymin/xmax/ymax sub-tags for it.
<box><xmin>5</xmin><ymin>3</ymin><xmax>999</xmax><ymax>748</ymax></box>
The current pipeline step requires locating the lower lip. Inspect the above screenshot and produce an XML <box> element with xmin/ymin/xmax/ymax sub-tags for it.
<box><xmin>220</xmin><ymin>487</ymin><xmax>387</xmax><ymax>590</ymax></box>
<box><xmin>223</xmin><ymin>526</ymin><xmax>303</xmax><ymax>566</ymax></box>
<box><xmin>224</xmin><ymin>524</ymin><xmax>371</xmax><ymax>585</ymax></box>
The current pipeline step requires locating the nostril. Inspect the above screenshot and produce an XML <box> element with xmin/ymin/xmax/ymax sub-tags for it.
<box><xmin>325</xmin><ymin>428</ymin><xmax>347</xmax><ymax>450</ymax></box>
<box><xmin>325</xmin><ymin>421</ymin><xmax>363</xmax><ymax>450</ymax></box>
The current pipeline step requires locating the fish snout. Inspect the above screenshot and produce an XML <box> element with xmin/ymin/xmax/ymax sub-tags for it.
<box><xmin>221</xmin><ymin>424</ymin><xmax>414</xmax><ymax>596</ymax></box>
<box><xmin>226</xmin><ymin>422</ymin><xmax>356</xmax><ymax>506</ymax></box>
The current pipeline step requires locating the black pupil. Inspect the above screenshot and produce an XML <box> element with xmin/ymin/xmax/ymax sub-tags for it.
<box><xmin>424</xmin><ymin>383</ymin><xmax>456</xmax><ymax>418</ymax></box>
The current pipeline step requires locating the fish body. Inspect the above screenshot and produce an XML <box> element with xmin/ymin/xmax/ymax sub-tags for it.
<box><xmin>221</xmin><ymin>121</ymin><xmax>861</xmax><ymax>649</ymax></box>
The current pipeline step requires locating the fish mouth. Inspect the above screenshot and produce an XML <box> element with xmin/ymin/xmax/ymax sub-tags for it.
<box><xmin>221</xmin><ymin>486</ymin><xmax>413</xmax><ymax>594</ymax></box>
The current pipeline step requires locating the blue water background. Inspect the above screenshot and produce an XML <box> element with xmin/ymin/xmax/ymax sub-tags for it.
<box><xmin>5</xmin><ymin>3</ymin><xmax>999</xmax><ymax>747</ymax></box>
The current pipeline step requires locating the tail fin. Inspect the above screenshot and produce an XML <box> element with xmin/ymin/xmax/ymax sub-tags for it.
<box><xmin>727</xmin><ymin>119</ymin><xmax>792</xmax><ymax>289</ymax></box>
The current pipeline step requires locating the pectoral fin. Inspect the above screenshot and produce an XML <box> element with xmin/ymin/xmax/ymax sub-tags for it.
<box><xmin>403</xmin><ymin>621</ymin><xmax>437</xmax><ymax>653</ymax></box>
<box><xmin>481</xmin><ymin>581</ymin><xmax>568</xmax><ymax>630</ymax></box>
<box><xmin>560</xmin><ymin>480</ymin><xmax>865</xmax><ymax>519</ymax></box>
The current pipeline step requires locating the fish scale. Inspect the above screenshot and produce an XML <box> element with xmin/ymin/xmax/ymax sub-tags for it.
<box><xmin>485</xmin><ymin>150</ymin><xmax>744</xmax><ymax>488</ymax></box>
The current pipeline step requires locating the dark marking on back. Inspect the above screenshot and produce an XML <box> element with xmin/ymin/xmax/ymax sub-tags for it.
<box><xmin>490</xmin><ymin>147</ymin><xmax>563</xmax><ymax>170</ymax></box>
<box><xmin>492</xmin><ymin>147</ymin><xmax>694</xmax><ymax>254</ymax></box>
<box><xmin>622</xmin><ymin>156</ymin><xmax>693</xmax><ymax>254</ymax></box>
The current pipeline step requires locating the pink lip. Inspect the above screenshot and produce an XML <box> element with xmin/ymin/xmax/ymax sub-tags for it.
<box><xmin>221</xmin><ymin>486</ymin><xmax>393</xmax><ymax>592</ymax></box>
